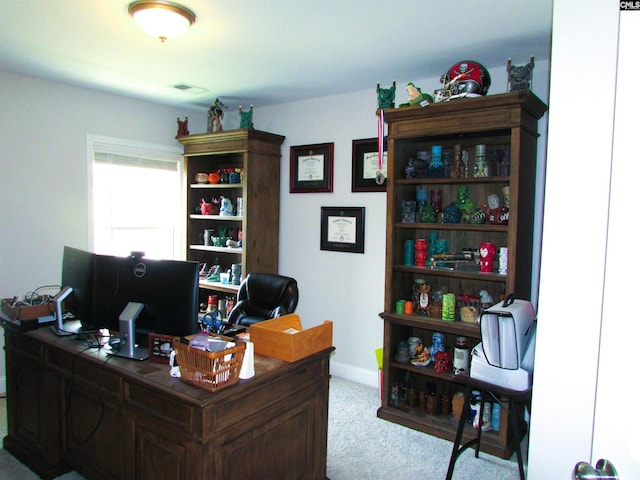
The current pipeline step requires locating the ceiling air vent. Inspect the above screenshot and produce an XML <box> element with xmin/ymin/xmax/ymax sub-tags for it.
<box><xmin>173</xmin><ymin>84</ymin><xmax>208</xmax><ymax>94</ymax></box>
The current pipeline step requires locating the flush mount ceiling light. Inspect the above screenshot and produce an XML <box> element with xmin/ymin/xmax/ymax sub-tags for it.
<box><xmin>128</xmin><ymin>1</ymin><xmax>196</xmax><ymax>42</ymax></box>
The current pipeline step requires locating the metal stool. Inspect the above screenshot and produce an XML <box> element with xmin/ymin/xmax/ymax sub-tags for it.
<box><xmin>446</xmin><ymin>375</ymin><xmax>531</xmax><ymax>480</ymax></box>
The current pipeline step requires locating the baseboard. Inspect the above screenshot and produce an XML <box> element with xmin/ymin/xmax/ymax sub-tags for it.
<box><xmin>330</xmin><ymin>361</ymin><xmax>378</xmax><ymax>389</ymax></box>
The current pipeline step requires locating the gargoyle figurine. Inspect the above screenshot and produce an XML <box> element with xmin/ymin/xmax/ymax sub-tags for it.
<box><xmin>507</xmin><ymin>56</ymin><xmax>535</xmax><ymax>92</ymax></box>
<box><xmin>176</xmin><ymin>116</ymin><xmax>189</xmax><ymax>138</ymax></box>
<box><xmin>376</xmin><ymin>81</ymin><xmax>396</xmax><ymax>110</ymax></box>
<box><xmin>239</xmin><ymin>105</ymin><xmax>254</xmax><ymax>129</ymax></box>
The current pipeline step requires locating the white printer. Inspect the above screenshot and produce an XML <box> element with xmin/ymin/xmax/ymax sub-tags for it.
<box><xmin>470</xmin><ymin>295</ymin><xmax>537</xmax><ymax>391</ymax></box>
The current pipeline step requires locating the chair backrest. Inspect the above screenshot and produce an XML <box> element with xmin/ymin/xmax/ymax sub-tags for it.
<box><xmin>229</xmin><ymin>273</ymin><xmax>299</xmax><ymax>326</ymax></box>
<box><xmin>239</xmin><ymin>272</ymin><xmax>299</xmax><ymax>312</ymax></box>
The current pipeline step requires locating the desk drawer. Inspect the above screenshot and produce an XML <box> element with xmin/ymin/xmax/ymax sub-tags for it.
<box><xmin>47</xmin><ymin>349</ymin><xmax>123</xmax><ymax>401</ymax></box>
<box><xmin>5</xmin><ymin>331</ymin><xmax>43</xmax><ymax>362</ymax></box>
<box><xmin>126</xmin><ymin>382</ymin><xmax>195</xmax><ymax>432</ymax></box>
<box><xmin>208</xmin><ymin>359</ymin><xmax>326</xmax><ymax>433</ymax></box>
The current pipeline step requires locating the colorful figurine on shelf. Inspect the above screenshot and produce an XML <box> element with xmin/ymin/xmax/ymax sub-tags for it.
<box><xmin>450</xmin><ymin>144</ymin><xmax>465</xmax><ymax>179</ymax></box>
<box><xmin>420</xmin><ymin>203</ymin><xmax>437</xmax><ymax>223</ymax></box>
<box><xmin>473</xmin><ymin>144</ymin><xmax>489</xmax><ymax>177</ymax></box>
<box><xmin>427</xmin><ymin>332</ymin><xmax>446</xmax><ymax>366</ymax></box>
<box><xmin>433</xmin><ymin>350</ymin><xmax>453</xmax><ymax>373</ymax></box>
<box><xmin>412</xmin><ymin>279</ymin><xmax>431</xmax><ymax>315</ymax></box>
<box><xmin>442</xmin><ymin>203</ymin><xmax>462</xmax><ymax>224</ymax></box>
<box><xmin>206</xmin><ymin>264</ymin><xmax>221</xmax><ymax>282</ymax></box>
<box><xmin>376</xmin><ymin>81</ymin><xmax>396</xmax><ymax>110</ymax></box>
<box><xmin>479</xmin><ymin>242</ymin><xmax>496</xmax><ymax>273</ymax></box>
<box><xmin>454</xmin><ymin>185</ymin><xmax>476</xmax><ymax>222</ymax></box>
<box><xmin>200</xmin><ymin>198</ymin><xmax>214</xmax><ymax>215</ymax></box>
<box><xmin>208</xmin><ymin>98</ymin><xmax>227</xmax><ymax>133</ymax></box>
<box><xmin>507</xmin><ymin>56</ymin><xmax>535</xmax><ymax>92</ymax></box>
<box><xmin>428</xmin><ymin>145</ymin><xmax>446</xmax><ymax>178</ymax></box>
<box><xmin>469</xmin><ymin>207</ymin><xmax>487</xmax><ymax>225</ymax></box>
<box><xmin>479</xmin><ymin>289</ymin><xmax>494</xmax><ymax>308</ymax></box>
<box><xmin>487</xmin><ymin>193</ymin><xmax>509</xmax><ymax>225</ymax></box>
<box><xmin>239</xmin><ymin>105</ymin><xmax>254</xmax><ymax>129</ymax></box>
<box><xmin>219</xmin><ymin>196</ymin><xmax>234</xmax><ymax>216</ymax></box>
<box><xmin>412</xmin><ymin>342</ymin><xmax>430</xmax><ymax>365</ymax></box>
<box><xmin>176</xmin><ymin>116</ymin><xmax>189</xmax><ymax>138</ymax></box>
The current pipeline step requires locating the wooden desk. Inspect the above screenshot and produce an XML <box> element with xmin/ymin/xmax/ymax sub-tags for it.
<box><xmin>2</xmin><ymin>325</ymin><xmax>333</xmax><ymax>480</ymax></box>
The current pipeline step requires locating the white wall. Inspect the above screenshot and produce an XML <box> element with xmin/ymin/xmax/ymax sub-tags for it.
<box><xmin>0</xmin><ymin>71</ymin><xmax>206</xmax><ymax>393</ymax></box>
<box><xmin>257</xmin><ymin>63</ymin><xmax>549</xmax><ymax>385</ymax></box>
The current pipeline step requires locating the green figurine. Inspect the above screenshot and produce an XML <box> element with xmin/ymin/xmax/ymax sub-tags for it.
<box><xmin>399</xmin><ymin>82</ymin><xmax>434</xmax><ymax>107</ymax></box>
<box><xmin>420</xmin><ymin>204</ymin><xmax>437</xmax><ymax>223</ymax></box>
<box><xmin>377</xmin><ymin>81</ymin><xmax>396</xmax><ymax>110</ymax></box>
<box><xmin>239</xmin><ymin>105</ymin><xmax>254</xmax><ymax>129</ymax></box>
<box><xmin>454</xmin><ymin>185</ymin><xmax>476</xmax><ymax>223</ymax></box>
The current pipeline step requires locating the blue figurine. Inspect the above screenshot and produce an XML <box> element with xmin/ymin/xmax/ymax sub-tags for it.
<box><xmin>443</xmin><ymin>203</ymin><xmax>462</xmax><ymax>224</ymax></box>
<box><xmin>427</xmin><ymin>332</ymin><xmax>446</xmax><ymax>365</ymax></box>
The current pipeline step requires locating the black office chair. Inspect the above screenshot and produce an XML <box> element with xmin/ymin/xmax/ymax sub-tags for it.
<box><xmin>227</xmin><ymin>273</ymin><xmax>299</xmax><ymax>327</ymax></box>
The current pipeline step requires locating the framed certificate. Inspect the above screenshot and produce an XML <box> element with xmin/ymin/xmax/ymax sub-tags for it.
<box><xmin>352</xmin><ymin>137</ymin><xmax>387</xmax><ymax>192</ymax></box>
<box><xmin>320</xmin><ymin>206</ymin><xmax>365</xmax><ymax>254</ymax></box>
<box><xmin>290</xmin><ymin>143</ymin><xmax>334</xmax><ymax>193</ymax></box>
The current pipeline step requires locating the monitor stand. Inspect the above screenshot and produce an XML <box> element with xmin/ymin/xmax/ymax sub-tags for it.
<box><xmin>50</xmin><ymin>319</ymin><xmax>84</xmax><ymax>337</ymax></box>
<box><xmin>111</xmin><ymin>302</ymin><xmax>148</xmax><ymax>361</ymax></box>
<box><xmin>49</xmin><ymin>286</ymin><xmax>78</xmax><ymax>336</ymax></box>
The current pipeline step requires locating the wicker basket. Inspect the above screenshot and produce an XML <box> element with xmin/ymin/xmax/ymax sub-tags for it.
<box><xmin>172</xmin><ymin>337</ymin><xmax>246</xmax><ymax>392</ymax></box>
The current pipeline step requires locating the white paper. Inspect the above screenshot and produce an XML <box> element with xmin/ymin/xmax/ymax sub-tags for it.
<box><xmin>327</xmin><ymin>215</ymin><xmax>356</xmax><ymax>244</ymax></box>
<box><xmin>298</xmin><ymin>154</ymin><xmax>324</xmax><ymax>181</ymax></box>
<box><xmin>362</xmin><ymin>151</ymin><xmax>387</xmax><ymax>179</ymax></box>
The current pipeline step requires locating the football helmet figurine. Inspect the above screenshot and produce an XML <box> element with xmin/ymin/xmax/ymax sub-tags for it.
<box><xmin>435</xmin><ymin>60</ymin><xmax>491</xmax><ymax>101</ymax></box>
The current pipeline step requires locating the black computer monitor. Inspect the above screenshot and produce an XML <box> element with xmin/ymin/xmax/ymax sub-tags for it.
<box><xmin>58</xmin><ymin>246</ymin><xmax>97</xmax><ymax>332</ymax></box>
<box><xmin>92</xmin><ymin>253</ymin><xmax>200</xmax><ymax>347</ymax></box>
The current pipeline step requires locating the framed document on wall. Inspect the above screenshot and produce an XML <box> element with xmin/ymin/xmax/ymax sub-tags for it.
<box><xmin>352</xmin><ymin>137</ymin><xmax>387</xmax><ymax>192</ymax></box>
<box><xmin>290</xmin><ymin>143</ymin><xmax>334</xmax><ymax>193</ymax></box>
<box><xmin>320</xmin><ymin>206</ymin><xmax>365</xmax><ymax>254</ymax></box>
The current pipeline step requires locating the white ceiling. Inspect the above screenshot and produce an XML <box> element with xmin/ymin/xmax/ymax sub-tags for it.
<box><xmin>0</xmin><ymin>1</ymin><xmax>553</xmax><ymax>111</ymax></box>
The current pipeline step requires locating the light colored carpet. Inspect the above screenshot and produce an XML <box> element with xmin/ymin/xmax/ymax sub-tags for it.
<box><xmin>0</xmin><ymin>377</ymin><xmax>522</xmax><ymax>479</ymax></box>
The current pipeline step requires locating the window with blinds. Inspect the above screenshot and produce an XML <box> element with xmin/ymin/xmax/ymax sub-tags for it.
<box><xmin>89</xmin><ymin>136</ymin><xmax>183</xmax><ymax>260</ymax></box>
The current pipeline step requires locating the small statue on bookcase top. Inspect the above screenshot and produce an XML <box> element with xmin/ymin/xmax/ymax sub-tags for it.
<box><xmin>398</xmin><ymin>82</ymin><xmax>433</xmax><ymax>107</ymax></box>
<box><xmin>208</xmin><ymin>98</ymin><xmax>227</xmax><ymax>133</ymax></box>
<box><xmin>376</xmin><ymin>81</ymin><xmax>396</xmax><ymax>110</ymax></box>
<box><xmin>176</xmin><ymin>116</ymin><xmax>189</xmax><ymax>138</ymax></box>
<box><xmin>507</xmin><ymin>56</ymin><xmax>535</xmax><ymax>92</ymax></box>
<box><xmin>239</xmin><ymin>105</ymin><xmax>254</xmax><ymax>129</ymax></box>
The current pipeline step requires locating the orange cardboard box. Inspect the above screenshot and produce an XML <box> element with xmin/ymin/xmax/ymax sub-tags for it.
<box><xmin>250</xmin><ymin>314</ymin><xmax>333</xmax><ymax>362</ymax></box>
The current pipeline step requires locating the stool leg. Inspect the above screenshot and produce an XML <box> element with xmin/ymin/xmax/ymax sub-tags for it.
<box><xmin>446</xmin><ymin>385</ymin><xmax>472</xmax><ymax>480</ymax></box>
<box><xmin>475</xmin><ymin>392</ymin><xmax>485</xmax><ymax>458</ymax></box>
<box><xmin>509</xmin><ymin>398</ymin><xmax>526</xmax><ymax>480</ymax></box>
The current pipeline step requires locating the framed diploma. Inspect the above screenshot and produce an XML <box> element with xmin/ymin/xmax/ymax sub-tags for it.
<box><xmin>320</xmin><ymin>206</ymin><xmax>365</xmax><ymax>254</ymax></box>
<box><xmin>352</xmin><ymin>137</ymin><xmax>387</xmax><ymax>192</ymax></box>
<box><xmin>290</xmin><ymin>143</ymin><xmax>334</xmax><ymax>193</ymax></box>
